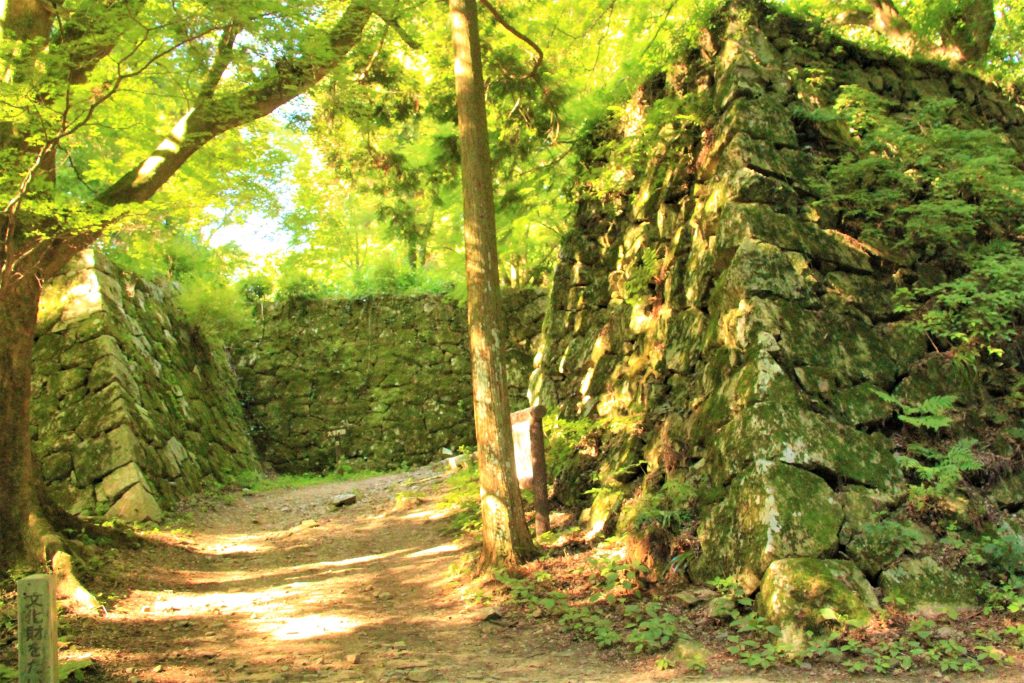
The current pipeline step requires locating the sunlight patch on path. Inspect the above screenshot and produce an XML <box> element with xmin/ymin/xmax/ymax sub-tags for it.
<box><xmin>404</xmin><ymin>543</ymin><xmax>462</xmax><ymax>559</ymax></box>
<box><xmin>259</xmin><ymin>614</ymin><xmax>361</xmax><ymax>641</ymax></box>
<box><xmin>400</xmin><ymin>508</ymin><xmax>458</xmax><ymax>521</ymax></box>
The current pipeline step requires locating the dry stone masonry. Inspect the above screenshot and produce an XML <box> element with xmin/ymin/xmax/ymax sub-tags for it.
<box><xmin>533</xmin><ymin>0</ymin><xmax>1023</xmax><ymax>632</ymax></box>
<box><xmin>31</xmin><ymin>251</ymin><xmax>258</xmax><ymax>521</ymax></box>
<box><xmin>234</xmin><ymin>291</ymin><xmax>544</xmax><ymax>473</ymax></box>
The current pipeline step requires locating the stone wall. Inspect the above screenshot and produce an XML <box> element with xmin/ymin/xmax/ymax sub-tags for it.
<box><xmin>234</xmin><ymin>290</ymin><xmax>545</xmax><ymax>473</ymax></box>
<box><xmin>31</xmin><ymin>251</ymin><xmax>259</xmax><ymax>521</ymax></box>
<box><xmin>534</xmin><ymin>0</ymin><xmax>1023</xmax><ymax>619</ymax></box>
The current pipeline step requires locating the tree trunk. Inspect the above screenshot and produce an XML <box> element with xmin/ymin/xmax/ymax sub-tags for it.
<box><xmin>941</xmin><ymin>0</ymin><xmax>995</xmax><ymax>63</ymax></box>
<box><xmin>0</xmin><ymin>274</ymin><xmax>46</xmax><ymax>571</ymax></box>
<box><xmin>449</xmin><ymin>0</ymin><xmax>535</xmax><ymax>568</ymax></box>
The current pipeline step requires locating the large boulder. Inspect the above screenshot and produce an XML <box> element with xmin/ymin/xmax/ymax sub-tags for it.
<box><xmin>757</xmin><ymin>558</ymin><xmax>879</xmax><ymax>644</ymax></box>
<box><xmin>692</xmin><ymin>462</ymin><xmax>843</xmax><ymax>593</ymax></box>
<box><xmin>879</xmin><ymin>558</ymin><xmax>978</xmax><ymax>617</ymax></box>
<box><xmin>105</xmin><ymin>483</ymin><xmax>163</xmax><ymax>523</ymax></box>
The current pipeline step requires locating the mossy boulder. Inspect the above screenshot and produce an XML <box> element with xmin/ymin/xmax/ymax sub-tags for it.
<box><xmin>879</xmin><ymin>557</ymin><xmax>978</xmax><ymax>616</ymax></box>
<box><xmin>105</xmin><ymin>483</ymin><xmax>163</xmax><ymax>522</ymax></box>
<box><xmin>582</xmin><ymin>485</ymin><xmax>629</xmax><ymax>540</ymax></box>
<box><xmin>757</xmin><ymin>558</ymin><xmax>879</xmax><ymax>644</ymax></box>
<box><xmin>845</xmin><ymin>519</ymin><xmax>926</xmax><ymax>579</ymax></box>
<box><xmin>712</xmin><ymin>401</ymin><xmax>901</xmax><ymax>490</ymax></box>
<box><xmin>707</xmin><ymin>239</ymin><xmax>812</xmax><ymax>319</ymax></box>
<box><xmin>692</xmin><ymin>462</ymin><xmax>843</xmax><ymax>593</ymax></box>
<box><xmin>831</xmin><ymin>383</ymin><xmax>894</xmax><ymax>427</ymax></box>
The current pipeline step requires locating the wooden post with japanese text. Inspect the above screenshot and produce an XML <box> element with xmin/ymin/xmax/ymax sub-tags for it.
<box><xmin>17</xmin><ymin>574</ymin><xmax>58</xmax><ymax>683</ymax></box>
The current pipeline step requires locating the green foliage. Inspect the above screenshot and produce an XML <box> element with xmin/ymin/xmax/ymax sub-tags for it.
<box><xmin>238</xmin><ymin>274</ymin><xmax>274</xmax><ymax>304</ymax></box>
<box><xmin>859</xmin><ymin>519</ymin><xmax>928</xmax><ymax>556</ymax></box>
<box><xmin>106</xmin><ymin>230</ymin><xmax>257</xmax><ymax>343</ymax></box>
<box><xmin>982</xmin><ymin>574</ymin><xmax>1024</xmax><ymax>615</ymax></box>
<box><xmin>543</xmin><ymin>416</ymin><xmax>599</xmax><ymax>485</ymax></box>
<box><xmin>706</xmin><ymin>576</ymin><xmax>1015</xmax><ymax>674</ymax></box>
<box><xmin>443</xmin><ymin>450</ymin><xmax>483</xmax><ymax>533</ymax></box>
<box><xmin>818</xmin><ymin>87</ymin><xmax>1024</xmax><ymax>355</ymax></box>
<box><xmin>626</xmin><ymin>477</ymin><xmax>696</xmax><ymax>535</ymax></box>
<box><xmin>0</xmin><ymin>656</ymin><xmax>95</xmax><ymax>680</ymax></box>
<box><xmin>871</xmin><ymin>390</ymin><xmax>983</xmax><ymax>501</ymax></box>
<box><xmin>972</xmin><ymin>523</ymin><xmax>1024</xmax><ymax>577</ymax></box>
<box><xmin>59</xmin><ymin>659</ymin><xmax>96</xmax><ymax>681</ymax></box>
<box><xmin>231</xmin><ymin>468</ymin><xmax>386</xmax><ymax>493</ymax></box>
<box><xmin>497</xmin><ymin>554</ymin><xmax>685</xmax><ymax>654</ymax></box>
<box><xmin>175</xmin><ymin>276</ymin><xmax>255</xmax><ymax>344</ymax></box>
<box><xmin>869</xmin><ymin>390</ymin><xmax>958</xmax><ymax>431</ymax></box>
<box><xmin>623</xmin><ymin>247</ymin><xmax>660</xmax><ymax>304</ymax></box>
<box><xmin>905</xmin><ymin>241</ymin><xmax>1024</xmax><ymax>356</ymax></box>
<box><xmin>898</xmin><ymin>438</ymin><xmax>981</xmax><ymax>500</ymax></box>
<box><xmin>623</xmin><ymin>601</ymin><xmax>684</xmax><ymax>652</ymax></box>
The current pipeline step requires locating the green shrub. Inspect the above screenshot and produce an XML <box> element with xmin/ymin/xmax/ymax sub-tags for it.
<box><xmin>818</xmin><ymin>87</ymin><xmax>1024</xmax><ymax>356</ymax></box>
<box><xmin>625</xmin><ymin>476</ymin><xmax>696</xmax><ymax>535</ymax></box>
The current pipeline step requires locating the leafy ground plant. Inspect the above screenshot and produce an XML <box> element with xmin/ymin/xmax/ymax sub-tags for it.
<box><xmin>493</xmin><ymin>536</ymin><xmax>1024</xmax><ymax>676</ymax></box>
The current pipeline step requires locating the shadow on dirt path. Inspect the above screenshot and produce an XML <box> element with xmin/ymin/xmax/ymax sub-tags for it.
<box><xmin>62</xmin><ymin>465</ymin><xmax>667</xmax><ymax>682</ymax></box>
<box><xmin>39</xmin><ymin>465</ymin><xmax>1012</xmax><ymax>683</ymax></box>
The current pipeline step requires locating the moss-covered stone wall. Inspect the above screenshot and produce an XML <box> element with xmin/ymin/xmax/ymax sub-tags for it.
<box><xmin>234</xmin><ymin>290</ymin><xmax>545</xmax><ymax>473</ymax></box>
<box><xmin>534</xmin><ymin>0</ymin><xmax>1023</xmax><ymax>625</ymax></box>
<box><xmin>31</xmin><ymin>251</ymin><xmax>259</xmax><ymax>521</ymax></box>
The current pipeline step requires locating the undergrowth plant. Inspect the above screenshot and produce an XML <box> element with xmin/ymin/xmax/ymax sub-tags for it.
<box><xmin>870</xmin><ymin>390</ymin><xmax>982</xmax><ymax>504</ymax></box>
<box><xmin>496</xmin><ymin>552</ymin><xmax>685</xmax><ymax>654</ymax></box>
<box><xmin>625</xmin><ymin>477</ymin><xmax>697</xmax><ymax>535</ymax></box>
<box><xmin>815</xmin><ymin>87</ymin><xmax>1024</xmax><ymax>357</ymax></box>
<box><xmin>705</xmin><ymin>577</ymin><xmax>1015</xmax><ymax>674</ymax></box>
<box><xmin>443</xmin><ymin>448</ymin><xmax>483</xmax><ymax>533</ymax></box>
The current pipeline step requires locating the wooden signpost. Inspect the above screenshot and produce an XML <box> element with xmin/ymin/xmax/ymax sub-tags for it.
<box><xmin>17</xmin><ymin>574</ymin><xmax>58</xmax><ymax>683</ymax></box>
<box><xmin>510</xmin><ymin>405</ymin><xmax>550</xmax><ymax>537</ymax></box>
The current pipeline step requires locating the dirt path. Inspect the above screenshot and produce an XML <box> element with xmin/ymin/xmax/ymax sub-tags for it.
<box><xmin>63</xmin><ymin>465</ymin><xmax>667</xmax><ymax>682</ymax></box>
<box><xmin>37</xmin><ymin>466</ymin><xmax>1018</xmax><ymax>683</ymax></box>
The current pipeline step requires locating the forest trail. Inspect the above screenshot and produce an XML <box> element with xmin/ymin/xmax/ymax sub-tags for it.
<box><xmin>45</xmin><ymin>465</ymin><xmax>1014</xmax><ymax>683</ymax></box>
<box><xmin>63</xmin><ymin>465</ymin><xmax>664</xmax><ymax>682</ymax></box>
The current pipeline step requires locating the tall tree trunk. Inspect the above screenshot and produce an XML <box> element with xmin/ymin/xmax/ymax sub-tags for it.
<box><xmin>449</xmin><ymin>0</ymin><xmax>535</xmax><ymax>567</ymax></box>
<box><xmin>0</xmin><ymin>274</ymin><xmax>45</xmax><ymax>570</ymax></box>
<box><xmin>0</xmin><ymin>261</ymin><xmax>108</xmax><ymax>610</ymax></box>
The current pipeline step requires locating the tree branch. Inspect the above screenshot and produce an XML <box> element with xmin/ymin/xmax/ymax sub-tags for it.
<box><xmin>97</xmin><ymin>1</ymin><xmax>373</xmax><ymax>206</ymax></box>
<box><xmin>940</xmin><ymin>0</ymin><xmax>995</xmax><ymax>63</ymax></box>
<box><xmin>478</xmin><ymin>0</ymin><xmax>543</xmax><ymax>79</ymax></box>
<box><xmin>834</xmin><ymin>0</ymin><xmax>994</xmax><ymax>63</ymax></box>
<box><xmin>368</xmin><ymin>8</ymin><xmax>421</xmax><ymax>50</ymax></box>
<box><xmin>58</xmin><ymin>0</ymin><xmax>148</xmax><ymax>84</ymax></box>
<box><xmin>197</xmin><ymin>23</ymin><xmax>240</xmax><ymax>102</ymax></box>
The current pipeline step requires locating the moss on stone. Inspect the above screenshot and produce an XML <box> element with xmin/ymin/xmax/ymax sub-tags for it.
<box><xmin>692</xmin><ymin>462</ymin><xmax>843</xmax><ymax>593</ymax></box>
<box><xmin>831</xmin><ymin>383</ymin><xmax>894</xmax><ymax>427</ymax></box>
<box><xmin>879</xmin><ymin>557</ymin><xmax>979</xmax><ymax>616</ymax></box>
<box><xmin>711</xmin><ymin>400</ymin><xmax>901</xmax><ymax>490</ymax></box>
<box><xmin>992</xmin><ymin>472</ymin><xmax>1024</xmax><ymax>508</ymax></box>
<box><xmin>757</xmin><ymin>558</ymin><xmax>879</xmax><ymax>644</ymax></box>
<box><xmin>33</xmin><ymin>251</ymin><xmax>260</xmax><ymax>521</ymax></box>
<box><xmin>894</xmin><ymin>355</ymin><xmax>983</xmax><ymax>406</ymax></box>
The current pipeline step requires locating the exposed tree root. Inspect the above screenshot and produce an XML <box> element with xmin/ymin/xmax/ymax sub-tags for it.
<box><xmin>24</xmin><ymin>510</ymin><xmax>104</xmax><ymax>615</ymax></box>
<box><xmin>51</xmin><ymin>551</ymin><xmax>101</xmax><ymax>614</ymax></box>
